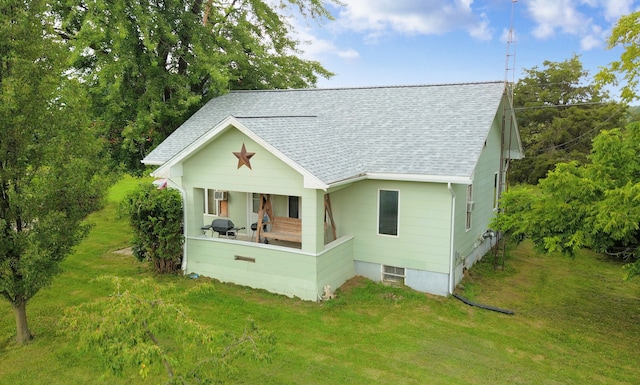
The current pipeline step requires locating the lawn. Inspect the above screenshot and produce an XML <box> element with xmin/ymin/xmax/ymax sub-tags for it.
<box><xmin>1</xmin><ymin>177</ymin><xmax>639</xmax><ymax>384</ymax></box>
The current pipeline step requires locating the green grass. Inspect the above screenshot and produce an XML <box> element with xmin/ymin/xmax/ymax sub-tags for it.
<box><xmin>1</xmin><ymin>177</ymin><xmax>639</xmax><ymax>384</ymax></box>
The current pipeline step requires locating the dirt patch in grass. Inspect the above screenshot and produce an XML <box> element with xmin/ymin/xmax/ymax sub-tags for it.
<box><xmin>113</xmin><ymin>247</ymin><xmax>133</xmax><ymax>255</ymax></box>
<box><xmin>335</xmin><ymin>276</ymin><xmax>368</xmax><ymax>295</ymax></box>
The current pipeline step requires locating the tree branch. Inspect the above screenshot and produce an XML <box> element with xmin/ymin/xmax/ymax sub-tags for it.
<box><xmin>143</xmin><ymin>320</ymin><xmax>174</xmax><ymax>379</ymax></box>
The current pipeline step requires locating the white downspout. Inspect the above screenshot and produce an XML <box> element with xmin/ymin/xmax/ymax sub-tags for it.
<box><xmin>167</xmin><ymin>179</ymin><xmax>189</xmax><ymax>273</ymax></box>
<box><xmin>447</xmin><ymin>182</ymin><xmax>456</xmax><ymax>295</ymax></box>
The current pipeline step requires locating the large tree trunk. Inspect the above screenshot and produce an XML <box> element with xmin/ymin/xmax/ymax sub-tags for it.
<box><xmin>13</xmin><ymin>297</ymin><xmax>31</xmax><ymax>344</ymax></box>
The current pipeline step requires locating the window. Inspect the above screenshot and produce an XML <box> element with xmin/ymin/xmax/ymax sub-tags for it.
<box><xmin>383</xmin><ymin>265</ymin><xmax>405</xmax><ymax>284</ymax></box>
<box><xmin>252</xmin><ymin>193</ymin><xmax>260</xmax><ymax>214</ymax></box>
<box><xmin>288</xmin><ymin>196</ymin><xmax>300</xmax><ymax>219</ymax></box>
<box><xmin>466</xmin><ymin>184</ymin><xmax>473</xmax><ymax>230</ymax></box>
<box><xmin>378</xmin><ymin>190</ymin><xmax>399</xmax><ymax>236</ymax></box>
<box><xmin>205</xmin><ymin>189</ymin><xmax>218</xmax><ymax>215</ymax></box>
<box><xmin>493</xmin><ymin>172</ymin><xmax>499</xmax><ymax>210</ymax></box>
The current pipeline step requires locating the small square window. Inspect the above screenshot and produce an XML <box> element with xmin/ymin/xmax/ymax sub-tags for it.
<box><xmin>383</xmin><ymin>265</ymin><xmax>405</xmax><ymax>284</ymax></box>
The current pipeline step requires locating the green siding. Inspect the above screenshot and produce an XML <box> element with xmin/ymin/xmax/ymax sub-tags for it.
<box><xmin>453</xmin><ymin>106</ymin><xmax>504</xmax><ymax>266</ymax></box>
<box><xmin>187</xmin><ymin>238</ymin><xmax>318</xmax><ymax>300</ymax></box>
<box><xmin>186</xmin><ymin>236</ymin><xmax>354</xmax><ymax>301</ymax></box>
<box><xmin>179</xmin><ymin>127</ymin><xmax>313</xmax><ymax>241</ymax></box>
<box><xmin>171</xmin><ymin>101</ymin><xmax>512</xmax><ymax>298</ymax></box>
<box><xmin>315</xmin><ymin>236</ymin><xmax>355</xmax><ymax>295</ymax></box>
<box><xmin>183</xmin><ymin>128</ymin><xmax>304</xmax><ymax>194</ymax></box>
<box><xmin>329</xmin><ymin>180</ymin><xmax>452</xmax><ymax>274</ymax></box>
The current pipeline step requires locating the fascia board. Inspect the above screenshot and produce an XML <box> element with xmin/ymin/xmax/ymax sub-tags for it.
<box><xmin>327</xmin><ymin>173</ymin><xmax>472</xmax><ymax>187</ymax></box>
<box><xmin>151</xmin><ymin>116</ymin><xmax>237</xmax><ymax>178</ymax></box>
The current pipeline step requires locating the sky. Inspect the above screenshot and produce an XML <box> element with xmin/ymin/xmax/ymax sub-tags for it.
<box><xmin>293</xmin><ymin>0</ymin><xmax>637</xmax><ymax>94</ymax></box>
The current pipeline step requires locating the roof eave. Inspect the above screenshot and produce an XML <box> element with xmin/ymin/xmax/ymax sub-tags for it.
<box><xmin>326</xmin><ymin>172</ymin><xmax>472</xmax><ymax>187</ymax></box>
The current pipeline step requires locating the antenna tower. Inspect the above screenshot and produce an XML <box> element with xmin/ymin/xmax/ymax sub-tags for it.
<box><xmin>496</xmin><ymin>0</ymin><xmax>517</xmax><ymax>269</ymax></box>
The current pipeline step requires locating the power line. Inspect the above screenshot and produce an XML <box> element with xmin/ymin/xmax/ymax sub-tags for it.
<box><xmin>525</xmin><ymin>104</ymin><xmax>627</xmax><ymax>155</ymax></box>
<box><xmin>514</xmin><ymin>101</ymin><xmax>614</xmax><ymax>110</ymax></box>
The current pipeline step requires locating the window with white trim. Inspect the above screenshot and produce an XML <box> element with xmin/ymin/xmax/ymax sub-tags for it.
<box><xmin>288</xmin><ymin>196</ymin><xmax>300</xmax><ymax>219</ymax></box>
<box><xmin>252</xmin><ymin>193</ymin><xmax>260</xmax><ymax>214</ymax></box>
<box><xmin>383</xmin><ymin>265</ymin><xmax>405</xmax><ymax>284</ymax></box>
<box><xmin>205</xmin><ymin>189</ymin><xmax>219</xmax><ymax>216</ymax></box>
<box><xmin>493</xmin><ymin>172</ymin><xmax>499</xmax><ymax>210</ymax></box>
<box><xmin>466</xmin><ymin>184</ymin><xmax>473</xmax><ymax>230</ymax></box>
<box><xmin>378</xmin><ymin>189</ymin><xmax>399</xmax><ymax>236</ymax></box>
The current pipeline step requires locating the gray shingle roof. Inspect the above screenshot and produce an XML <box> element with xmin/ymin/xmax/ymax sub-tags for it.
<box><xmin>144</xmin><ymin>82</ymin><xmax>508</xmax><ymax>185</ymax></box>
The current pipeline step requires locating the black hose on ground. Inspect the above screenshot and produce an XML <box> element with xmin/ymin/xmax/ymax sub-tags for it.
<box><xmin>452</xmin><ymin>293</ymin><xmax>515</xmax><ymax>315</ymax></box>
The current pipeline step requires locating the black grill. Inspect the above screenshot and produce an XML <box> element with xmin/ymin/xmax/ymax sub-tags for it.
<box><xmin>201</xmin><ymin>219</ymin><xmax>245</xmax><ymax>238</ymax></box>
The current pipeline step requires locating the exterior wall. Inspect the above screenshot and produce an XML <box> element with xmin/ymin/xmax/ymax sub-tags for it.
<box><xmin>451</xmin><ymin>112</ymin><xmax>504</xmax><ymax>286</ymax></box>
<box><xmin>329</xmin><ymin>179</ymin><xmax>453</xmax><ymax>294</ymax></box>
<box><xmin>187</xmin><ymin>237</ymin><xmax>318</xmax><ymax>300</ymax></box>
<box><xmin>354</xmin><ymin>261</ymin><xmax>450</xmax><ymax>296</ymax></box>
<box><xmin>171</xmin><ymin>110</ymin><xmax>509</xmax><ymax>298</ymax></box>
<box><xmin>315</xmin><ymin>236</ymin><xmax>356</xmax><ymax>295</ymax></box>
<box><xmin>175</xmin><ymin>127</ymin><xmax>354</xmax><ymax>300</ymax></box>
<box><xmin>179</xmin><ymin>127</ymin><xmax>306</xmax><ymax>235</ymax></box>
<box><xmin>186</xmin><ymin>235</ymin><xmax>354</xmax><ymax>301</ymax></box>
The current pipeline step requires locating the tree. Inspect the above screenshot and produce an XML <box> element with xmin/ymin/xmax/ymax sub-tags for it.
<box><xmin>120</xmin><ymin>183</ymin><xmax>184</xmax><ymax>273</ymax></box>
<box><xmin>54</xmin><ymin>0</ymin><xmax>338</xmax><ymax>173</ymax></box>
<box><xmin>511</xmin><ymin>55</ymin><xmax>625</xmax><ymax>184</ymax></box>
<box><xmin>494</xmin><ymin>122</ymin><xmax>640</xmax><ymax>279</ymax></box>
<box><xmin>59</xmin><ymin>276</ymin><xmax>274</xmax><ymax>383</ymax></box>
<box><xmin>0</xmin><ymin>0</ymin><xmax>113</xmax><ymax>344</ymax></box>
<box><xmin>596</xmin><ymin>11</ymin><xmax>640</xmax><ymax>103</ymax></box>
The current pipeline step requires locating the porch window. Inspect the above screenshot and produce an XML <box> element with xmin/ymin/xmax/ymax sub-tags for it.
<box><xmin>205</xmin><ymin>189</ymin><xmax>218</xmax><ymax>215</ymax></box>
<box><xmin>252</xmin><ymin>193</ymin><xmax>260</xmax><ymax>214</ymax></box>
<box><xmin>203</xmin><ymin>189</ymin><xmax>228</xmax><ymax>217</ymax></box>
<box><xmin>378</xmin><ymin>189</ymin><xmax>399</xmax><ymax>236</ymax></box>
<box><xmin>288</xmin><ymin>196</ymin><xmax>300</xmax><ymax>219</ymax></box>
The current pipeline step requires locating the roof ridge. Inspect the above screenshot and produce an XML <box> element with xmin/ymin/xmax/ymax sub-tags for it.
<box><xmin>228</xmin><ymin>81</ymin><xmax>505</xmax><ymax>94</ymax></box>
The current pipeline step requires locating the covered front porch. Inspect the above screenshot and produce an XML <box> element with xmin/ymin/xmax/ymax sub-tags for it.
<box><xmin>185</xmin><ymin>188</ymin><xmax>353</xmax><ymax>300</ymax></box>
<box><xmin>194</xmin><ymin>190</ymin><xmax>338</xmax><ymax>249</ymax></box>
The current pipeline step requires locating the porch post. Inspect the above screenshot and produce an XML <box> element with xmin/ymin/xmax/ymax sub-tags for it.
<box><xmin>301</xmin><ymin>189</ymin><xmax>324</xmax><ymax>254</ymax></box>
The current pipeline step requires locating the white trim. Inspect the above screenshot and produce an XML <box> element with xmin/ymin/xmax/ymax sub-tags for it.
<box><xmin>447</xmin><ymin>182</ymin><xmax>456</xmax><ymax>294</ymax></box>
<box><xmin>143</xmin><ymin>160</ymin><xmax>164</xmax><ymax>166</ymax></box>
<box><xmin>204</xmin><ymin>188</ymin><xmax>218</xmax><ymax>216</ymax></box>
<box><xmin>363</xmin><ymin>173</ymin><xmax>472</xmax><ymax>185</ymax></box>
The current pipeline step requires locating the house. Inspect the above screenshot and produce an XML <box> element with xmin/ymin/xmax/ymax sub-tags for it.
<box><xmin>143</xmin><ymin>82</ymin><xmax>523</xmax><ymax>300</ymax></box>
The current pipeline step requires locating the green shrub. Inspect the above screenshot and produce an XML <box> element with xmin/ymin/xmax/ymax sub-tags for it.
<box><xmin>120</xmin><ymin>182</ymin><xmax>183</xmax><ymax>273</ymax></box>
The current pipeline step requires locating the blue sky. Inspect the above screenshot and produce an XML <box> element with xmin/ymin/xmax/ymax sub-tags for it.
<box><xmin>294</xmin><ymin>0</ymin><xmax>636</xmax><ymax>94</ymax></box>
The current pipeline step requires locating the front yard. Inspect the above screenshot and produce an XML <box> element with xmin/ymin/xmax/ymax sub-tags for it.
<box><xmin>0</xmin><ymin>177</ymin><xmax>638</xmax><ymax>384</ymax></box>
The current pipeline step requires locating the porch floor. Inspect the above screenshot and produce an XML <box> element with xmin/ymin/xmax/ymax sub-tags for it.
<box><xmin>200</xmin><ymin>230</ymin><xmax>302</xmax><ymax>249</ymax></box>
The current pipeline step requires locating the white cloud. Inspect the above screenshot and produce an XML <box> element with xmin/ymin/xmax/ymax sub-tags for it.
<box><xmin>580</xmin><ymin>24</ymin><xmax>607</xmax><ymax>50</ymax></box>
<box><xmin>334</xmin><ymin>0</ymin><xmax>494</xmax><ymax>41</ymax></box>
<box><xmin>337</xmin><ymin>48</ymin><xmax>360</xmax><ymax>59</ymax></box>
<box><xmin>290</xmin><ymin>19</ymin><xmax>361</xmax><ymax>62</ymax></box>
<box><xmin>600</xmin><ymin>0</ymin><xmax>634</xmax><ymax>21</ymax></box>
<box><xmin>527</xmin><ymin>0</ymin><xmax>592</xmax><ymax>39</ymax></box>
<box><xmin>524</xmin><ymin>0</ymin><xmax>637</xmax><ymax>50</ymax></box>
